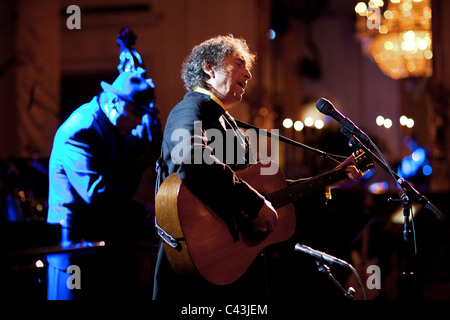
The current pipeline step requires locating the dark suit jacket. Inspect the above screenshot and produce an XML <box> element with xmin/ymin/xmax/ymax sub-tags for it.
<box><xmin>47</xmin><ymin>96</ymin><xmax>154</xmax><ymax>242</ymax></box>
<box><xmin>159</xmin><ymin>91</ymin><xmax>265</xmax><ymax>224</ymax></box>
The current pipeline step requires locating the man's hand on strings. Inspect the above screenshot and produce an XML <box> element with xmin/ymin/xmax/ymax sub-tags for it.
<box><xmin>332</xmin><ymin>164</ymin><xmax>364</xmax><ymax>188</ymax></box>
<box><xmin>252</xmin><ymin>199</ymin><xmax>278</xmax><ymax>233</ymax></box>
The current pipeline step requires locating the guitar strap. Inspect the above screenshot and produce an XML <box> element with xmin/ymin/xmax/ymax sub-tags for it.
<box><xmin>154</xmin><ymin>150</ymin><xmax>166</xmax><ymax>199</ymax></box>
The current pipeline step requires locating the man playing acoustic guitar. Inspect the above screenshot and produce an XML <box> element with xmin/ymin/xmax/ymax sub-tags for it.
<box><xmin>153</xmin><ymin>34</ymin><xmax>362</xmax><ymax>301</ymax></box>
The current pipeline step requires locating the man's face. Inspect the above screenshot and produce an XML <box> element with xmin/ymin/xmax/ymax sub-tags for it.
<box><xmin>207</xmin><ymin>55</ymin><xmax>252</xmax><ymax>108</ymax></box>
<box><xmin>114</xmin><ymin>100</ymin><xmax>145</xmax><ymax>135</ymax></box>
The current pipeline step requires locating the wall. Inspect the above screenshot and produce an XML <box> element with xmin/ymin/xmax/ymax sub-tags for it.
<box><xmin>429</xmin><ymin>0</ymin><xmax>450</xmax><ymax>192</ymax></box>
<box><xmin>0</xmin><ymin>0</ymin><xmax>60</xmax><ymax>159</ymax></box>
<box><xmin>59</xmin><ymin>0</ymin><xmax>265</xmax><ymax>130</ymax></box>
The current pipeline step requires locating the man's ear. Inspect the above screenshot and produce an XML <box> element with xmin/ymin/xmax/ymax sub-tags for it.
<box><xmin>202</xmin><ymin>61</ymin><xmax>215</xmax><ymax>78</ymax></box>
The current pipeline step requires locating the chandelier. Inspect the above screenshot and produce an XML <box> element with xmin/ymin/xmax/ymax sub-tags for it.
<box><xmin>355</xmin><ymin>0</ymin><xmax>432</xmax><ymax>79</ymax></box>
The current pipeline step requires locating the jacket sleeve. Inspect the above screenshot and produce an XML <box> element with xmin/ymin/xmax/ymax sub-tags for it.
<box><xmin>60</xmin><ymin>128</ymin><xmax>147</xmax><ymax>218</ymax></box>
<box><xmin>162</xmin><ymin>100</ymin><xmax>264</xmax><ymax>222</ymax></box>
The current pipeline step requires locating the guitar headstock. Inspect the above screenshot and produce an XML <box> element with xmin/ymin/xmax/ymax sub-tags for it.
<box><xmin>353</xmin><ymin>149</ymin><xmax>375</xmax><ymax>173</ymax></box>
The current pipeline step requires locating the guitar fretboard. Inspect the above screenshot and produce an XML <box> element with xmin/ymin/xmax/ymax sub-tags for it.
<box><xmin>268</xmin><ymin>167</ymin><xmax>347</xmax><ymax>209</ymax></box>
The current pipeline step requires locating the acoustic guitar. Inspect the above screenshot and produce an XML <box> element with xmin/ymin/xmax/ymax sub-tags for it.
<box><xmin>155</xmin><ymin>151</ymin><xmax>374</xmax><ymax>285</ymax></box>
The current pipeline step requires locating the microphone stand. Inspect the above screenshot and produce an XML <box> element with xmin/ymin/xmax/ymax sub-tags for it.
<box><xmin>315</xmin><ymin>261</ymin><xmax>356</xmax><ymax>300</ymax></box>
<box><xmin>388</xmin><ymin>193</ymin><xmax>417</xmax><ymax>300</ymax></box>
<box><xmin>340</xmin><ymin>127</ymin><xmax>444</xmax><ymax>220</ymax></box>
<box><xmin>340</xmin><ymin>127</ymin><xmax>445</xmax><ymax>300</ymax></box>
<box><xmin>235</xmin><ymin>119</ymin><xmax>335</xmax><ymax>160</ymax></box>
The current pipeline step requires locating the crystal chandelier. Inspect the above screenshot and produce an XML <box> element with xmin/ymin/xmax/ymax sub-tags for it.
<box><xmin>355</xmin><ymin>0</ymin><xmax>432</xmax><ymax>79</ymax></box>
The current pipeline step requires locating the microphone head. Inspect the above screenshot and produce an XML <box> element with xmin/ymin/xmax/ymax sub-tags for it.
<box><xmin>294</xmin><ymin>243</ymin><xmax>307</xmax><ymax>253</ymax></box>
<box><xmin>316</xmin><ymin>98</ymin><xmax>334</xmax><ymax>115</ymax></box>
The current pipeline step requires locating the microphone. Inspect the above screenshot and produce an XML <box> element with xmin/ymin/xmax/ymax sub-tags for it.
<box><xmin>316</xmin><ymin>98</ymin><xmax>370</xmax><ymax>143</ymax></box>
<box><xmin>295</xmin><ymin>243</ymin><xmax>350</xmax><ymax>268</ymax></box>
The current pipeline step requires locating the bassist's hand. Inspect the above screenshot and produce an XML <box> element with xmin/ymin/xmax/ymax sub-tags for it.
<box><xmin>252</xmin><ymin>199</ymin><xmax>278</xmax><ymax>233</ymax></box>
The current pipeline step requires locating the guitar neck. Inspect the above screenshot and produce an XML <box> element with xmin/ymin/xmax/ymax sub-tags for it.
<box><xmin>268</xmin><ymin>167</ymin><xmax>347</xmax><ymax>209</ymax></box>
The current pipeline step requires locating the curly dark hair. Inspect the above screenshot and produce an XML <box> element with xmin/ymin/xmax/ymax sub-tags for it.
<box><xmin>181</xmin><ymin>34</ymin><xmax>256</xmax><ymax>91</ymax></box>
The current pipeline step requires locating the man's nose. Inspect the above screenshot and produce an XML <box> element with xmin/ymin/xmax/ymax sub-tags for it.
<box><xmin>244</xmin><ymin>68</ymin><xmax>252</xmax><ymax>80</ymax></box>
